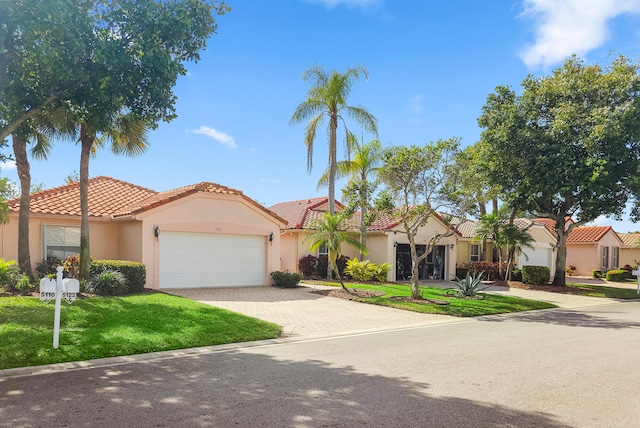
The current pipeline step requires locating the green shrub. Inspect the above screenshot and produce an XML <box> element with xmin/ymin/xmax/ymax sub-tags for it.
<box><xmin>606</xmin><ymin>269</ymin><xmax>628</xmax><ymax>282</ymax></box>
<box><xmin>450</xmin><ymin>272</ymin><xmax>489</xmax><ymax>297</ymax></box>
<box><xmin>371</xmin><ymin>263</ymin><xmax>391</xmax><ymax>282</ymax></box>
<box><xmin>91</xmin><ymin>260</ymin><xmax>146</xmax><ymax>292</ymax></box>
<box><xmin>592</xmin><ymin>269</ymin><xmax>603</xmax><ymax>279</ymax></box>
<box><xmin>522</xmin><ymin>265</ymin><xmax>550</xmax><ymax>285</ymax></box>
<box><xmin>510</xmin><ymin>268</ymin><xmax>523</xmax><ymax>282</ymax></box>
<box><xmin>271</xmin><ymin>270</ymin><xmax>303</xmax><ymax>288</ymax></box>
<box><xmin>344</xmin><ymin>258</ymin><xmax>373</xmax><ymax>281</ymax></box>
<box><xmin>15</xmin><ymin>275</ymin><xmax>32</xmax><ymax>295</ymax></box>
<box><xmin>87</xmin><ymin>269</ymin><xmax>128</xmax><ymax>296</ymax></box>
<box><xmin>344</xmin><ymin>259</ymin><xmax>391</xmax><ymax>282</ymax></box>
<box><xmin>455</xmin><ymin>267</ymin><xmax>469</xmax><ymax>280</ymax></box>
<box><xmin>0</xmin><ymin>259</ymin><xmax>19</xmax><ymax>291</ymax></box>
<box><xmin>35</xmin><ymin>257</ymin><xmax>61</xmax><ymax>278</ymax></box>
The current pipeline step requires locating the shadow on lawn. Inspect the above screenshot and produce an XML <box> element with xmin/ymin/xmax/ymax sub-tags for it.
<box><xmin>0</xmin><ymin>349</ymin><xmax>572</xmax><ymax>427</ymax></box>
<box><xmin>482</xmin><ymin>306</ymin><xmax>640</xmax><ymax>330</ymax></box>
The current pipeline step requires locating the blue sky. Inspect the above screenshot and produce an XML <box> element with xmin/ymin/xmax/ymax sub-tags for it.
<box><xmin>4</xmin><ymin>0</ymin><xmax>640</xmax><ymax>231</ymax></box>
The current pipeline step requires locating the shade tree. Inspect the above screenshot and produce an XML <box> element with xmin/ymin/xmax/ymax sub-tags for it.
<box><xmin>478</xmin><ymin>55</ymin><xmax>640</xmax><ymax>286</ymax></box>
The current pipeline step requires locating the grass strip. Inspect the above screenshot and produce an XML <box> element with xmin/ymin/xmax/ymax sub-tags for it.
<box><xmin>310</xmin><ymin>282</ymin><xmax>556</xmax><ymax>317</ymax></box>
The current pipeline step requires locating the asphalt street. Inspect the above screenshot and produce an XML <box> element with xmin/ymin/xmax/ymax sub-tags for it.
<box><xmin>1</xmin><ymin>301</ymin><xmax>639</xmax><ymax>427</ymax></box>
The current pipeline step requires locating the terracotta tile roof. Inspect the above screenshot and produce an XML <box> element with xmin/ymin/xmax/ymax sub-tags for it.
<box><xmin>7</xmin><ymin>176</ymin><xmax>286</xmax><ymax>224</ymax></box>
<box><xmin>451</xmin><ymin>217</ymin><xmax>534</xmax><ymax>239</ymax></box>
<box><xmin>566</xmin><ymin>226</ymin><xmax>612</xmax><ymax>243</ymax></box>
<box><xmin>532</xmin><ymin>217</ymin><xmax>574</xmax><ymax>237</ymax></box>
<box><xmin>269</xmin><ymin>197</ymin><xmax>344</xmax><ymax>229</ymax></box>
<box><xmin>619</xmin><ymin>232</ymin><xmax>640</xmax><ymax>247</ymax></box>
<box><xmin>7</xmin><ymin>176</ymin><xmax>157</xmax><ymax>217</ymax></box>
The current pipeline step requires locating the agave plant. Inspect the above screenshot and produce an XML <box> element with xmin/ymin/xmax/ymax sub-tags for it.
<box><xmin>450</xmin><ymin>272</ymin><xmax>489</xmax><ymax>297</ymax></box>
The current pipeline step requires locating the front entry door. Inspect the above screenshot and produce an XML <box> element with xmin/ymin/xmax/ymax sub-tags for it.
<box><xmin>395</xmin><ymin>244</ymin><xmax>446</xmax><ymax>281</ymax></box>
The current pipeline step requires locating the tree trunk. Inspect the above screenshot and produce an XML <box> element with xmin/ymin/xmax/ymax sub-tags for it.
<box><xmin>79</xmin><ymin>124</ymin><xmax>94</xmax><ymax>280</ymax></box>
<box><xmin>551</xmin><ymin>218</ymin><xmax>569</xmax><ymax>286</ymax></box>
<box><xmin>409</xmin><ymin>233</ymin><xmax>421</xmax><ymax>299</ymax></box>
<box><xmin>328</xmin><ymin>113</ymin><xmax>338</xmax><ymax>215</ymax></box>
<box><xmin>360</xmin><ymin>204</ymin><xmax>367</xmax><ymax>259</ymax></box>
<box><xmin>12</xmin><ymin>134</ymin><xmax>34</xmax><ymax>280</ymax></box>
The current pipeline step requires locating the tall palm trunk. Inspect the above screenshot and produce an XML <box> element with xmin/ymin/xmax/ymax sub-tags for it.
<box><xmin>328</xmin><ymin>113</ymin><xmax>338</xmax><ymax>215</ymax></box>
<box><xmin>12</xmin><ymin>134</ymin><xmax>34</xmax><ymax>280</ymax></box>
<box><xmin>79</xmin><ymin>124</ymin><xmax>95</xmax><ymax>280</ymax></box>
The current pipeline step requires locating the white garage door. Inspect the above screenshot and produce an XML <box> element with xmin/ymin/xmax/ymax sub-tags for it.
<box><xmin>522</xmin><ymin>246</ymin><xmax>553</xmax><ymax>271</ymax></box>
<box><xmin>159</xmin><ymin>232</ymin><xmax>265</xmax><ymax>289</ymax></box>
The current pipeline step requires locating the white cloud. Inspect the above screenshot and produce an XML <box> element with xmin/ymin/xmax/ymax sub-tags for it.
<box><xmin>589</xmin><ymin>215</ymin><xmax>611</xmax><ymax>226</ymax></box>
<box><xmin>305</xmin><ymin>0</ymin><xmax>380</xmax><ymax>9</ymax></box>
<box><xmin>518</xmin><ymin>0</ymin><xmax>640</xmax><ymax>69</ymax></box>
<box><xmin>409</xmin><ymin>94</ymin><xmax>424</xmax><ymax>113</ymax></box>
<box><xmin>190</xmin><ymin>126</ymin><xmax>237</xmax><ymax>149</ymax></box>
<box><xmin>1</xmin><ymin>160</ymin><xmax>16</xmax><ymax>171</ymax></box>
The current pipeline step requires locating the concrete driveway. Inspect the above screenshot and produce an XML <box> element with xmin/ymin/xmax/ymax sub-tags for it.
<box><xmin>164</xmin><ymin>281</ymin><xmax>618</xmax><ymax>339</ymax></box>
<box><xmin>165</xmin><ymin>284</ymin><xmax>463</xmax><ymax>338</ymax></box>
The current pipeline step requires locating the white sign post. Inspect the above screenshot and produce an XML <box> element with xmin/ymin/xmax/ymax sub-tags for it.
<box><xmin>39</xmin><ymin>266</ymin><xmax>79</xmax><ymax>349</ymax></box>
<box><xmin>632</xmin><ymin>270</ymin><xmax>640</xmax><ymax>295</ymax></box>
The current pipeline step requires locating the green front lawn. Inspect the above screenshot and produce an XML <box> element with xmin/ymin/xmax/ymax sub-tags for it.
<box><xmin>0</xmin><ymin>293</ymin><xmax>281</xmax><ymax>370</ymax></box>
<box><xmin>563</xmin><ymin>283</ymin><xmax>640</xmax><ymax>299</ymax></box>
<box><xmin>311</xmin><ymin>282</ymin><xmax>557</xmax><ymax>316</ymax></box>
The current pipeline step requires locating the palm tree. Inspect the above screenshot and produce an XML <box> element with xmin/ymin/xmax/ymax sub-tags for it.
<box><xmin>78</xmin><ymin>113</ymin><xmax>149</xmax><ymax>279</ymax></box>
<box><xmin>317</xmin><ymin>138</ymin><xmax>383</xmax><ymax>258</ymax></box>
<box><xmin>502</xmin><ymin>223</ymin><xmax>535</xmax><ymax>281</ymax></box>
<box><xmin>305</xmin><ymin>211</ymin><xmax>366</xmax><ymax>290</ymax></box>
<box><xmin>11</xmin><ymin>107</ymin><xmax>76</xmax><ymax>280</ymax></box>
<box><xmin>290</xmin><ymin>65</ymin><xmax>378</xmax><ymax>215</ymax></box>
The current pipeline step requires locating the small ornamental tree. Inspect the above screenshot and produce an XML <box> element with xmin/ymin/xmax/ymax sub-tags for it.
<box><xmin>377</xmin><ymin>138</ymin><xmax>474</xmax><ymax>299</ymax></box>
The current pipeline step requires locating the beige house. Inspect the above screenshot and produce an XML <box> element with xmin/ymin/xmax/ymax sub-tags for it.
<box><xmin>455</xmin><ymin>218</ymin><xmax>557</xmax><ymax>277</ymax></box>
<box><xmin>618</xmin><ymin>232</ymin><xmax>640</xmax><ymax>269</ymax></box>
<box><xmin>2</xmin><ymin>176</ymin><xmax>286</xmax><ymax>289</ymax></box>
<box><xmin>270</xmin><ymin>197</ymin><xmax>458</xmax><ymax>282</ymax></box>
<box><xmin>563</xmin><ymin>226</ymin><xmax>623</xmax><ymax>275</ymax></box>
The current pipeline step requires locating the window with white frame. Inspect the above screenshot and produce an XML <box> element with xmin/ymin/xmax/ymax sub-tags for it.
<box><xmin>470</xmin><ymin>244</ymin><xmax>480</xmax><ymax>262</ymax></box>
<box><xmin>613</xmin><ymin>246</ymin><xmax>620</xmax><ymax>269</ymax></box>
<box><xmin>601</xmin><ymin>246</ymin><xmax>609</xmax><ymax>269</ymax></box>
<box><xmin>43</xmin><ymin>225</ymin><xmax>81</xmax><ymax>259</ymax></box>
<box><xmin>318</xmin><ymin>243</ymin><xmax>328</xmax><ymax>257</ymax></box>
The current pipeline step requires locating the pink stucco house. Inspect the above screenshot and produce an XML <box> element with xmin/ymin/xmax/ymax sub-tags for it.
<box><xmin>562</xmin><ymin>226</ymin><xmax>623</xmax><ymax>275</ymax></box>
<box><xmin>269</xmin><ymin>197</ymin><xmax>459</xmax><ymax>282</ymax></box>
<box><xmin>1</xmin><ymin>176</ymin><xmax>286</xmax><ymax>289</ymax></box>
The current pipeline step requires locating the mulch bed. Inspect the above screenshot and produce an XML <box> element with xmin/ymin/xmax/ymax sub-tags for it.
<box><xmin>312</xmin><ymin>288</ymin><xmax>385</xmax><ymax>300</ymax></box>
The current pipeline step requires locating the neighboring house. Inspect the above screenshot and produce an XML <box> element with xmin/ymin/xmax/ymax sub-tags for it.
<box><xmin>618</xmin><ymin>232</ymin><xmax>640</xmax><ymax>268</ymax></box>
<box><xmin>269</xmin><ymin>197</ymin><xmax>458</xmax><ymax>282</ymax></box>
<box><xmin>2</xmin><ymin>176</ymin><xmax>286</xmax><ymax>289</ymax></box>
<box><xmin>563</xmin><ymin>226</ymin><xmax>623</xmax><ymax>275</ymax></box>
<box><xmin>454</xmin><ymin>218</ymin><xmax>556</xmax><ymax>277</ymax></box>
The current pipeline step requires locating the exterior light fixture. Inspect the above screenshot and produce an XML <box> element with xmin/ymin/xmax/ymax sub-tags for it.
<box><xmin>154</xmin><ymin>226</ymin><xmax>159</xmax><ymax>238</ymax></box>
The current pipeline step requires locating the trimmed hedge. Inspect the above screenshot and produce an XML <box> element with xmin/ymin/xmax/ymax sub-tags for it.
<box><xmin>91</xmin><ymin>260</ymin><xmax>146</xmax><ymax>293</ymax></box>
<box><xmin>592</xmin><ymin>269</ymin><xmax>603</xmax><ymax>279</ymax></box>
<box><xmin>271</xmin><ymin>270</ymin><xmax>303</xmax><ymax>288</ymax></box>
<box><xmin>522</xmin><ymin>265</ymin><xmax>550</xmax><ymax>285</ymax></box>
<box><xmin>605</xmin><ymin>269</ymin><xmax>629</xmax><ymax>282</ymax></box>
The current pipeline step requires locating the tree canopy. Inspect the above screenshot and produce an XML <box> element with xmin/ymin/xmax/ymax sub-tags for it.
<box><xmin>478</xmin><ymin>55</ymin><xmax>640</xmax><ymax>286</ymax></box>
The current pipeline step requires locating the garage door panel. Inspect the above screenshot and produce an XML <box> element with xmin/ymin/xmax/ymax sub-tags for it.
<box><xmin>159</xmin><ymin>232</ymin><xmax>265</xmax><ymax>289</ymax></box>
